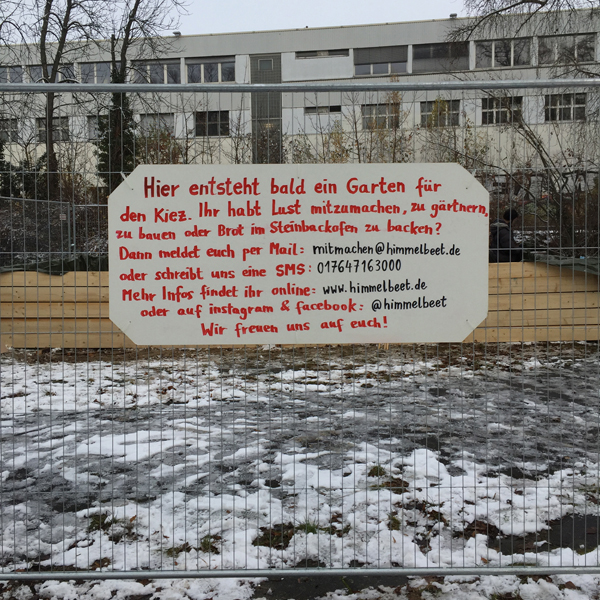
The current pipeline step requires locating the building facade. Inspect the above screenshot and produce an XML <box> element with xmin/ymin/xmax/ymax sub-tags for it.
<box><xmin>0</xmin><ymin>12</ymin><xmax>598</xmax><ymax>177</ymax></box>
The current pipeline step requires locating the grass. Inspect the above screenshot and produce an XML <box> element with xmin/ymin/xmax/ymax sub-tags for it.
<box><xmin>296</xmin><ymin>521</ymin><xmax>320</xmax><ymax>535</ymax></box>
<box><xmin>88</xmin><ymin>513</ymin><xmax>118</xmax><ymax>533</ymax></box>
<box><xmin>252</xmin><ymin>519</ymin><xmax>352</xmax><ymax>549</ymax></box>
<box><xmin>199</xmin><ymin>535</ymin><xmax>221</xmax><ymax>554</ymax></box>
<box><xmin>252</xmin><ymin>523</ymin><xmax>296</xmax><ymax>550</ymax></box>
<box><xmin>368</xmin><ymin>465</ymin><xmax>387</xmax><ymax>478</ymax></box>
<box><xmin>165</xmin><ymin>536</ymin><xmax>221</xmax><ymax>557</ymax></box>
<box><xmin>388</xmin><ymin>513</ymin><xmax>401</xmax><ymax>531</ymax></box>
<box><xmin>165</xmin><ymin>542</ymin><xmax>193</xmax><ymax>557</ymax></box>
<box><xmin>87</xmin><ymin>513</ymin><xmax>137</xmax><ymax>543</ymax></box>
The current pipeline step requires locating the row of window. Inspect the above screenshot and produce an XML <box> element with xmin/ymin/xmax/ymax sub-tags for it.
<box><xmin>479</xmin><ymin>94</ymin><xmax>584</xmax><ymax>124</ymax></box>
<box><xmin>475</xmin><ymin>35</ymin><xmax>595</xmax><ymax>69</ymax></box>
<box><xmin>90</xmin><ymin>59</ymin><xmax>237</xmax><ymax>84</ymax></box>
<box><xmin>354</xmin><ymin>45</ymin><xmax>409</xmax><ymax>76</ymax></box>
<box><xmin>296</xmin><ymin>49</ymin><xmax>349</xmax><ymax>59</ymax></box>
<box><xmin>0</xmin><ymin>59</ymin><xmax>236</xmax><ymax>85</ymax></box>
<box><xmin>353</xmin><ymin>35</ymin><xmax>596</xmax><ymax>76</ymax></box>
<box><xmin>130</xmin><ymin>60</ymin><xmax>235</xmax><ymax>84</ymax></box>
<box><xmin>475</xmin><ymin>40</ymin><xmax>530</xmax><ymax>69</ymax></box>
<box><xmin>324</xmin><ymin>95</ymin><xmax>588</xmax><ymax>128</ymax></box>
<box><xmin>0</xmin><ymin>111</ymin><xmax>233</xmax><ymax>142</ymax></box>
<box><xmin>0</xmin><ymin>117</ymin><xmax>74</xmax><ymax>142</ymax></box>
<box><xmin>134</xmin><ymin>111</ymin><xmax>229</xmax><ymax>136</ymax></box>
<box><xmin>0</xmin><ymin>33</ymin><xmax>595</xmax><ymax>85</ymax></box>
<box><xmin>0</xmin><ymin>95</ymin><xmax>589</xmax><ymax>143</ymax></box>
<box><xmin>0</xmin><ymin>64</ymin><xmax>76</xmax><ymax>83</ymax></box>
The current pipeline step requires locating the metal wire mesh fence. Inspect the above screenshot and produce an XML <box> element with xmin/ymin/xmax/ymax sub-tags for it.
<box><xmin>0</xmin><ymin>82</ymin><xmax>600</xmax><ymax>590</ymax></box>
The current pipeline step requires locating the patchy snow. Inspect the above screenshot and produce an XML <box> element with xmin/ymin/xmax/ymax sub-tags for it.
<box><xmin>1</xmin><ymin>343</ymin><xmax>600</xmax><ymax>599</ymax></box>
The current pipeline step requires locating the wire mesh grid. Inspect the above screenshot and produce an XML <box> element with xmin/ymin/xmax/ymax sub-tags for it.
<box><xmin>0</xmin><ymin>82</ymin><xmax>599</xmax><ymax>586</ymax></box>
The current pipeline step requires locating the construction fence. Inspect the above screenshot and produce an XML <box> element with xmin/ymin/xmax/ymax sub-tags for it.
<box><xmin>0</xmin><ymin>81</ymin><xmax>599</xmax><ymax>586</ymax></box>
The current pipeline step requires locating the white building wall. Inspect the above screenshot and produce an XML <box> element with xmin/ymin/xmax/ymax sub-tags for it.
<box><xmin>2</xmin><ymin>12</ymin><xmax>599</xmax><ymax>171</ymax></box>
<box><xmin>281</xmin><ymin>52</ymin><xmax>353</xmax><ymax>82</ymax></box>
<box><xmin>463</xmin><ymin>98</ymin><xmax>479</xmax><ymax>125</ymax></box>
<box><xmin>524</xmin><ymin>96</ymin><xmax>545</xmax><ymax>125</ymax></box>
<box><xmin>235</xmin><ymin>55</ymin><xmax>251</xmax><ymax>84</ymax></box>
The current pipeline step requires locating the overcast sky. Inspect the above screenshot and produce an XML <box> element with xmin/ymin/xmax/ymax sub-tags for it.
<box><xmin>175</xmin><ymin>0</ymin><xmax>465</xmax><ymax>36</ymax></box>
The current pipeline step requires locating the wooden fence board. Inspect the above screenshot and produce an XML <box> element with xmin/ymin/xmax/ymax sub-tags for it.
<box><xmin>488</xmin><ymin>262</ymin><xmax>599</xmax><ymax>278</ymax></box>
<box><xmin>1</xmin><ymin>288</ymin><xmax>109</xmax><ymax>303</ymax></box>
<box><xmin>482</xmin><ymin>308</ymin><xmax>600</xmax><ymax>327</ymax></box>
<box><xmin>1</xmin><ymin>319</ymin><xmax>120</xmax><ymax>334</ymax></box>
<box><xmin>1</xmin><ymin>332</ymin><xmax>137</xmax><ymax>349</ymax></box>
<box><xmin>488</xmin><ymin>262</ymin><xmax>568</xmax><ymax>278</ymax></box>
<box><xmin>1</xmin><ymin>265</ymin><xmax>599</xmax><ymax>347</ymax></box>
<box><xmin>0</xmin><ymin>272</ymin><xmax>107</xmax><ymax>287</ymax></box>
<box><xmin>489</xmin><ymin>293</ymin><xmax>600</xmax><ymax>311</ymax></box>
<box><xmin>489</xmin><ymin>277</ymin><xmax>599</xmax><ymax>295</ymax></box>
<box><xmin>7</xmin><ymin>295</ymin><xmax>595</xmax><ymax>317</ymax></box>
<box><xmin>466</xmin><ymin>325</ymin><xmax>600</xmax><ymax>343</ymax></box>
<box><xmin>0</xmin><ymin>303</ymin><xmax>108</xmax><ymax>318</ymax></box>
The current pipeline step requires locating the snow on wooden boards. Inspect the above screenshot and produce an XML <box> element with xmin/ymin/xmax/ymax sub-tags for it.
<box><xmin>1</xmin><ymin>263</ymin><xmax>599</xmax><ymax>347</ymax></box>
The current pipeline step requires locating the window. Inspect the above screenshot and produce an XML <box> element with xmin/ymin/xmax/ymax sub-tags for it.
<box><xmin>0</xmin><ymin>66</ymin><xmax>23</xmax><ymax>83</ymax></box>
<box><xmin>305</xmin><ymin>105</ymin><xmax>342</xmax><ymax>114</ymax></box>
<box><xmin>420</xmin><ymin>100</ymin><xmax>461</xmax><ymax>127</ymax></box>
<box><xmin>296</xmin><ymin>49</ymin><xmax>349</xmax><ymax>59</ymax></box>
<box><xmin>81</xmin><ymin>62</ymin><xmax>111</xmax><ymax>84</ymax></box>
<box><xmin>0</xmin><ymin>118</ymin><xmax>18</xmax><ymax>142</ymax></box>
<box><xmin>539</xmin><ymin>34</ymin><xmax>595</xmax><ymax>64</ymax></box>
<box><xmin>28</xmin><ymin>65</ymin><xmax>74</xmax><ymax>82</ymax></box>
<box><xmin>196</xmin><ymin>111</ymin><xmax>229</xmax><ymax>136</ymax></box>
<box><xmin>36</xmin><ymin>117</ymin><xmax>69</xmax><ymax>142</ymax></box>
<box><xmin>362</xmin><ymin>104</ymin><xmax>400</xmax><ymax>129</ymax></box>
<box><xmin>545</xmin><ymin>93</ymin><xmax>586</xmax><ymax>121</ymax></box>
<box><xmin>354</xmin><ymin>46</ymin><xmax>407</xmax><ymax>76</ymax></box>
<box><xmin>412</xmin><ymin>42</ymin><xmax>469</xmax><ymax>73</ymax></box>
<box><xmin>481</xmin><ymin>96</ymin><xmax>523</xmax><ymax>124</ymax></box>
<box><xmin>167</xmin><ymin>63</ymin><xmax>181</xmax><ymax>83</ymax></box>
<box><xmin>258</xmin><ymin>59</ymin><xmax>273</xmax><ymax>71</ymax></box>
<box><xmin>60</xmin><ymin>64</ymin><xmax>75</xmax><ymax>82</ymax></box>
<box><xmin>29</xmin><ymin>66</ymin><xmax>42</xmax><ymax>82</ymax></box>
<box><xmin>475</xmin><ymin>39</ymin><xmax>531</xmax><ymax>68</ymax></box>
<box><xmin>139</xmin><ymin>113</ymin><xmax>175</xmax><ymax>134</ymax></box>
<box><xmin>186</xmin><ymin>58</ymin><xmax>235</xmax><ymax>83</ymax></box>
<box><xmin>133</xmin><ymin>61</ymin><xmax>180</xmax><ymax>84</ymax></box>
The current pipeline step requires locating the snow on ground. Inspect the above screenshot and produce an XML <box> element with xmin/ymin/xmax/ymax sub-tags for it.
<box><xmin>0</xmin><ymin>343</ymin><xmax>600</xmax><ymax>599</ymax></box>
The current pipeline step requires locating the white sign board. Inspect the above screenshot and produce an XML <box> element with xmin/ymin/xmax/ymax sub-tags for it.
<box><xmin>109</xmin><ymin>164</ymin><xmax>489</xmax><ymax>345</ymax></box>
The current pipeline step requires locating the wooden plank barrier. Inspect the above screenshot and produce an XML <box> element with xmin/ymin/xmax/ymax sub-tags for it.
<box><xmin>0</xmin><ymin>263</ymin><xmax>599</xmax><ymax>348</ymax></box>
<box><xmin>0</xmin><ymin>271</ymin><xmax>127</xmax><ymax>349</ymax></box>
<box><xmin>466</xmin><ymin>262</ymin><xmax>600</xmax><ymax>343</ymax></box>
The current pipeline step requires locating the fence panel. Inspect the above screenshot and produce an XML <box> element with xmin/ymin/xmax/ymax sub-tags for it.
<box><xmin>0</xmin><ymin>83</ymin><xmax>600</xmax><ymax>593</ymax></box>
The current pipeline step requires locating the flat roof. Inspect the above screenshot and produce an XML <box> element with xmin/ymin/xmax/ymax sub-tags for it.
<box><xmin>172</xmin><ymin>15</ymin><xmax>470</xmax><ymax>39</ymax></box>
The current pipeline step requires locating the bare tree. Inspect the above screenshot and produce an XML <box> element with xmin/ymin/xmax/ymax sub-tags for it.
<box><xmin>96</xmin><ymin>0</ymin><xmax>187</xmax><ymax>196</ymax></box>
<box><xmin>0</xmin><ymin>0</ymin><xmax>26</xmax><ymax>46</ymax></box>
<box><xmin>288</xmin><ymin>90</ymin><xmax>414</xmax><ymax>165</ymax></box>
<box><xmin>455</xmin><ymin>1</ymin><xmax>598</xmax><ymax>39</ymax></box>
<box><xmin>11</xmin><ymin>0</ymin><xmax>186</xmax><ymax>199</ymax></box>
<box><xmin>453</xmin><ymin>0</ymin><xmax>599</xmax><ymax>77</ymax></box>
<box><xmin>104</xmin><ymin>0</ymin><xmax>186</xmax><ymax>82</ymax></box>
<box><xmin>226</xmin><ymin>107</ymin><xmax>253</xmax><ymax>164</ymax></box>
<box><xmin>22</xmin><ymin>0</ymin><xmax>109</xmax><ymax>199</ymax></box>
<box><xmin>419</xmin><ymin>98</ymin><xmax>490</xmax><ymax>169</ymax></box>
<box><xmin>448</xmin><ymin>2</ymin><xmax>600</xmax><ymax>254</ymax></box>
